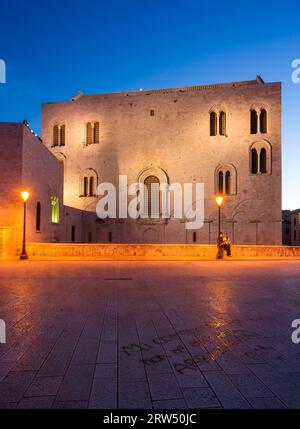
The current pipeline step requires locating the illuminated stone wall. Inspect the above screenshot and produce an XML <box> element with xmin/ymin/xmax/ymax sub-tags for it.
<box><xmin>0</xmin><ymin>123</ymin><xmax>64</xmax><ymax>243</ymax></box>
<box><xmin>0</xmin><ymin>123</ymin><xmax>103</xmax><ymax>245</ymax></box>
<box><xmin>22</xmin><ymin>124</ymin><xmax>65</xmax><ymax>242</ymax></box>
<box><xmin>0</xmin><ymin>123</ymin><xmax>23</xmax><ymax>240</ymax></box>
<box><xmin>0</xmin><ymin>227</ymin><xmax>16</xmax><ymax>258</ymax></box>
<box><xmin>42</xmin><ymin>77</ymin><xmax>282</xmax><ymax>244</ymax></box>
<box><xmin>12</xmin><ymin>243</ymin><xmax>300</xmax><ymax>260</ymax></box>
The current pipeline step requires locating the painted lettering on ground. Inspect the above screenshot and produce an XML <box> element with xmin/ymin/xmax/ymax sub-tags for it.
<box><xmin>120</xmin><ymin>325</ymin><xmax>262</xmax><ymax>374</ymax></box>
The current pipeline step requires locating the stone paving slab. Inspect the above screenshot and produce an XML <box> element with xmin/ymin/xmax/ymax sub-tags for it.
<box><xmin>0</xmin><ymin>260</ymin><xmax>300</xmax><ymax>409</ymax></box>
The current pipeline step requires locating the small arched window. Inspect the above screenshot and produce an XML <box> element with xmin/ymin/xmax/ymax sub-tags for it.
<box><xmin>81</xmin><ymin>168</ymin><xmax>98</xmax><ymax>197</ymax></box>
<box><xmin>86</xmin><ymin>122</ymin><xmax>93</xmax><ymax>145</ymax></box>
<box><xmin>251</xmin><ymin>148</ymin><xmax>258</xmax><ymax>174</ymax></box>
<box><xmin>250</xmin><ymin>141</ymin><xmax>271</xmax><ymax>175</ymax></box>
<box><xmin>250</xmin><ymin>110</ymin><xmax>258</xmax><ymax>134</ymax></box>
<box><xmin>260</xmin><ymin>148</ymin><xmax>267</xmax><ymax>173</ymax></box>
<box><xmin>83</xmin><ymin>177</ymin><xmax>88</xmax><ymax>197</ymax></box>
<box><xmin>89</xmin><ymin>176</ymin><xmax>95</xmax><ymax>196</ymax></box>
<box><xmin>51</xmin><ymin>197</ymin><xmax>59</xmax><ymax>224</ymax></box>
<box><xmin>36</xmin><ymin>202</ymin><xmax>41</xmax><ymax>232</ymax></box>
<box><xmin>52</xmin><ymin>125</ymin><xmax>65</xmax><ymax>147</ymax></box>
<box><xmin>215</xmin><ymin>164</ymin><xmax>237</xmax><ymax>195</ymax></box>
<box><xmin>260</xmin><ymin>109</ymin><xmax>267</xmax><ymax>134</ymax></box>
<box><xmin>71</xmin><ymin>225</ymin><xmax>76</xmax><ymax>243</ymax></box>
<box><xmin>53</xmin><ymin>125</ymin><xmax>59</xmax><ymax>147</ymax></box>
<box><xmin>144</xmin><ymin>175</ymin><xmax>160</xmax><ymax>217</ymax></box>
<box><xmin>225</xmin><ymin>171</ymin><xmax>231</xmax><ymax>195</ymax></box>
<box><xmin>210</xmin><ymin>112</ymin><xmax>217</xmax><ymax>136</ymax></box>
<box><xmin>94</xmin><ymin>122</ymin><xmax>100</xmax><ymax>144</ymax></box>
<box><xmin>218</xmin><ymin>171</ymin><xmax>224</xmax><ymax>194</ymax></box>
<box><xmin>86</xmin><ymin>122</ymin><xmax>100</xmax><ymax>145</ymax></box>
<box><xmin>219</xmin><ymin>111</ymin><xmax>226</xmax><ymax>136</ymax></box>
<box><xmin>60</xmin><ymin>125</ymin><xmax>65</xmax><ymax>146</ymax></box>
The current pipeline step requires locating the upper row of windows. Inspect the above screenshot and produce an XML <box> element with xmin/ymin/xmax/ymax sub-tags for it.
<box><xmin>52</xmin><ymin>122</ymin><xmax>100</xmax><ymax>147</ymax></box>
<box><xmin>209</xmin><ymin>107</ymin><xmax>268</xmax><ymax>137</ymax></box>
<box><xmin>52</xmin><ymin>108</ymin><xmax>269</xmax><ymax>146</ymax></box>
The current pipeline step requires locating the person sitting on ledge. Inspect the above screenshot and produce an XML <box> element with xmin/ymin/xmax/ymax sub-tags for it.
<box><xmin>223</xmin><ymin>233</ymin><xmax>232</xmax><ymax>257</ymax></box>
<box><xmin>217</xmin><ymin>232</ymin><xmax>224</xmax><ymax>257</ymax></box>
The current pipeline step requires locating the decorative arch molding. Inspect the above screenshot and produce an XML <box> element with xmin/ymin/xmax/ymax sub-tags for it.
<box><xmin>250</xmin><ymin>104</ymin><xmax>269</xmax><ymax>135</ymax></box>
<box><xmin>249</xmin><ymin>103</ymin><xmax>270</xmax><ymax>114</ymax></box>
<box><xmin>209</xmin><ymin>106</ymin><xmax>228</xmax><ymax>136</ymax></box>
<box><xmin>215</xmin><ymin>163</ymin><xmax>237</xmax><ymax>195</ymax></box>
<box><xmin>80</xmin><ymin>168</ymin><xmax>98</xmax><ymax>197</ymax></box>
<box><xmin>249</xmin><ymin>139</ymin><xmax>272</xmax><ymax>174</ymax></box>
<box><xmin>136</xmin><ymin>166</ymin><xmax>169</xmax><ymax>222</ymax></box>
<box><xmin>208</xmin><ymin>104</ymin><xmax>227</xmax><ymax>114</ymax></box>
<box><xmin>51</xmin><ymin>122</ymin><xmax>66</xmax><ymax>147</ymax></box>
<box><xmin>137</xmin><ymin>166</ymin><xmax>169</xmax><ymax>185</ymax></box>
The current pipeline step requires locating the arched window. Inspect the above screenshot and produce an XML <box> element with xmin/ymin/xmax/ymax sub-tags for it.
<box><xmin>250</xmin><ymin>141</ymin><xmax>271</xmax><ymax>175</ymax></box>
<box><xmin>219</xmin><ymin>111</ymin><xmax>226</xmax><ymax>136</ymax></box>
<box><xmin>260</xmin><ymin>148</ymin><xmax>267</xmax><ymax>173</ymax></box>
<box><xmin>86</xmin><ymin>122</ymin><xmax>100</xmax><ymax>145</ymax></box>
<box><xmin>260</xmin><ymin>109</ymin><xmax>267</xmax><ymax>134</ymax></box>
<box><xmin>86</xmin><ymin>122</ymin><xmax>93</xmax><ymax>145</ymax></box>
<box><xmin>81</xmin><ymin>168</ymin><xmax>98</xmax><ymax>197</ymax></box>
<box><xmin>53</xmin><ymin>125</ymin><xmax>59</xmax><ymax>147</ymax></box>
<box><xmin>52</xmin><ymin>125</ymin><xmax>65</xmax><ymax>147</ymax></box>
<box><xmin>210</xmin><ymin>112</ymin><xmax>217</xmax><ymax>136</ymax></box>
<box><xmin>251</xmin><ymin>148</ymin><xmax>258</xmax><ymax>174</ymax></box>
<box><xmin>250</xmin><ymin>110</ymin><xmax>258</xmax><ymax>134</ymax></box>
<box><xmin>144</xmin><ymin>175</ymin><xmax>160</xmax><ymax>217</ymax></box>
<box><xmin>225</xmin><ymin>171</ymin><xmax>231</xmax><ymax>194</ymax></box>
<box><xmin>89</xmin><ymin>176</ymin><xmax>95</xmax><ymax>196</ymax></box>
<box><xmin>36</xmin><ymin>202</ymin><xmax>41</xmax><ymax>232</ymax></box>
<box><xmin>215</xmin><ymin>164</ymin><xmax>237</xmax><ymax>195</ymax></box>
<box><xmin>94</xmin><ymin>122</ymin><xmax>100</xmax><ymax>144</ymax></box>
<box><xmin>71</xmin><ymin>225</ymin><xmax>76</xmax><ymax>242</ymax></box>
<box><xmin>83</xmin><ymin>177</ymin><xmax>88</xmax><ymax>197</ymax></box>
<box><xmin>60</xmin><ymin>125</ymin><xmax>65</xmax><ymax>146</ymax></box>
<box><xmin>51</xmin><ymin>197</ymin><xmax>59</xmax><ymax>224</ymax></box>
<box><xmin>218</xmin><ymin>171</ymin><xmax>224</xmax><ymax>194</ymax></box>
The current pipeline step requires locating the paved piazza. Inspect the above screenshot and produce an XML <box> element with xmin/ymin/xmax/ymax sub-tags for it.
<box><xmin>0</xmin><ymin>260</ymin><xmax>300</xmax><ymax>409</ymax></box>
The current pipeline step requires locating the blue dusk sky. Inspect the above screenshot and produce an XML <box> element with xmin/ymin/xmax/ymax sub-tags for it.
<box><xmin>0</xmin><ymin>0</ymin><xmax>299</xmax><ymax>209</ymax></box>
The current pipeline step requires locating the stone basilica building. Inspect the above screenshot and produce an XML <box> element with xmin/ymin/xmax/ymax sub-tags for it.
<box><xmin>0</xmin><ymin>75</ymin><xmax>282</xmax><ymax>249</ymax></box>
<box><xmin>41</xmin><ymin>75</ymin><xmax>281</xmax><ymax>244</ymax></box>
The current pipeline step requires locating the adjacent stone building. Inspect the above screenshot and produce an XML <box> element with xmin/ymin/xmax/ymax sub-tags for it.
<box><xmin>282</xmin><ymin>210</ymin><xmax>292</xmax><ymax>245</ymax></box>
<box><xmin>291</xmin><ymin>209</ymin><xmax>300</xmax><ymax>246</ymax></box>
<box><xmin>0</xmin><ymin>122</ymin><xmax>98</xmax><ymax>251</ymax></box>
<box><xmin>42</xmin><ymin>75</ymin><xmax>282</xmax><ymax>244</ymax></box>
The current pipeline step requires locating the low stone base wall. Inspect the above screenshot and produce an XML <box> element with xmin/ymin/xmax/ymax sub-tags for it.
<box><xmin>10</xmin><ymin>243</ymin><xmax>300</xmax><ymax>260</ymax></box>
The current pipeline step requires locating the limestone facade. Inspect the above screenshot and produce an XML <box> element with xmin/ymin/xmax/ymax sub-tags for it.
<box><xmin>42</xmin><ymin>76</ymin><xmax>282</xmax><ymax>244</ymax></box>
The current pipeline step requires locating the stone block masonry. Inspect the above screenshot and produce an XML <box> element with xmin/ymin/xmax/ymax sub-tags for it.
<box><xmin>3</xmin><ymin>243</ymin><xmax>300</xmax><ymax>260</ymax></box>
<box><xmin>42</xmin><ymin>77</ymin><xmax>282</xmax><ymax>245</ymax></box>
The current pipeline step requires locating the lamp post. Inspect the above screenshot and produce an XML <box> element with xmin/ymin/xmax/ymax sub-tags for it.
<box><xmin>20</xmin><ymin>190</ymin><xmax>30</xmax><ymax>260</ymax></box>
<box><xmin>216</xmin><ymin>195</ymin><xmax>224</xmax><ymax>260</ymax></box>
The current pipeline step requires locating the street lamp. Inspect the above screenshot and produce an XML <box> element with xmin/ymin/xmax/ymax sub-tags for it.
<box><xmin>216</xmin><ymin>195</ymin><xmax>224</xmax><ymax>260</ymax></box>
<box><xmin>20</xmin><ymin>190</ymin><xmax>30</xmax><ymax>260</ymax></box>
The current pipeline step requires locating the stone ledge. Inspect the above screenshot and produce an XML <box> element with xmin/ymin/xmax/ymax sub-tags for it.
<box><xmin>6</xmin><ymin>243</ymin><xmax>300</xmax><ymax>260</ymax></box>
